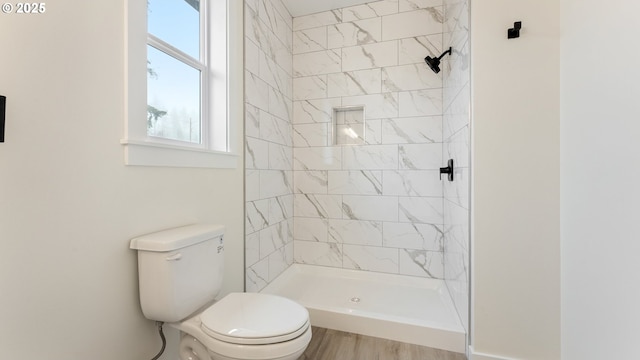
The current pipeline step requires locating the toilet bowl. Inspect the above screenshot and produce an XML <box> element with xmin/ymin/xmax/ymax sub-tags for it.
<box><xmin>129</xmin><ymin>224</ymin><xmax>312</xmax><ymax>360</ymax></box>
<box><xmin>175</xmin><ymin>293</ymin><xmax>312</xmax><ymax>360</ymax></box>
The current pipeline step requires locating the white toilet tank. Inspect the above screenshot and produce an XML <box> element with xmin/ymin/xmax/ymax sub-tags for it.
<box><xmin>130</xmin><ymin>224</ymin><xmax>225</xmax><ymax>323</ymax></box>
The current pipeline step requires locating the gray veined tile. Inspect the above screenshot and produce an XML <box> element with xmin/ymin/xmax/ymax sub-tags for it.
<box><xmin>399</xmin><ymin>249</ymin><xmax>444</xmax><ymax>278</ymax></box>
<box><xmin>246</xmin><ymin>258</ymin><xmax>269</xmax><ymax>292</ymax></box>
<box><xmin>258</xmin><ymin>52</ymin><xmax>278</xmax><ymax>88</ymax></box>
<box><xmin>293</xmin><ymin>76</ymin><xmax>328</xmax><ymax>101</ymax></box>
<box><xmin>245</xmin><ymin>0</ymin><xmax>258</xmax><ymax>12</ymax></box>
<box><xmin>443</xmin><ymin>201</ymin><xmax>469</xmax><ymax>253</ymax></box>
<box><xmin>342</xmin><ymin>0</ymin><xmax>399</xmax><ymax>22</ymax></box>
<box><xmin>260</xmin><ymin>111</ymin><xmax>292</xmax><ymax>146</ymax></box>
<box><xmin>399</xmin><ymin>35</ymin><xmax>443</xmax><ymax>65</ymax></box>
<box><xmin>364</xmin><ymin>119</ymin><xmax>383</xmax><ymax>145</ymax></box>
<box><xmin>399</xmin><ymin>0</ymin><xmax>444</xmax><ymax>12</ymax></box>
<box><xmin>381</xmin><ymin>116</ymin><xmax>442</xmax><ymax>144</ymax></box>
<box><xmin>293</xmin><ymin>9</ymin><xmax>342</xmax><ymax>31</ymax></box>
<box><xmin>258</xmin><ymin>0</ymin><xmax>292</xmax><ymax>51</ymax></box>
<box><xmin>294</xmin><ymin>241</ymin><xmax>343</xmax><ymax>267</ymax></box>
<box><xmin>293</xmin><ymin>98</ymin><xmax>342</xmax><ymax>124</ymax></box>
<box><xmin>245</xmin><ymin>231</ymin><xmax>260</xmax><ymax>267</ymax></box>
<box><xmin>443</xmin><ymin>83</ymin><xmax>470</xmax><ymax>138</ymax></box>
<box><xmin>263</xmin><ymin>28</ymin><xmax>293</xmax><ymax>76</ymax></box>
<box><xmin>246</xmin><ymin>170</ymin><xmax>260</xmax><ymax>202</ymax></box>
<box><xmin>328</xmin><ymin>219</ymin><xmax>383</xmax><ymax>246</ymax></box>
<box><xmin>398</xmin><ymin>197</ymin><xmax>443</xmax><ymax>224</ymax></box>
<box><xmin>293</xmin><ymin>27</ymin><xmax>328</xmax><ymax>54</ymax></box>
<box><xmin>328</xmin><ymin>17</ymin><xmax>382</xmax><ymax>49</ymax></box>
<box><xmin>269</xmin><ymin>195</ymin><xmax>293</xmax><ymax>224</ymax></box>
<box><xmin>245</xmin><ymin>103</ymin><xmax>260</xmax><ymax>139</ymax></box>
<box><xmin>293</xmin><ymin>123</ymin><xmax>330</xmax><ymax>147</ymax></box>
<box><xmin>383</xmin><ymin>222</ymin><xmax>443</xmax><ymax>251</ymax></box>
<box><xmin>444</xmin><ymin>0</ymin><xmax>469</xmax><ymax>36</ymax></box>
<box><xmin>342</xmin><ymin>93</ymin><xmax>399</xmax><ymax>119</ymax></box>
<box><xmin>259</xmin><ymin>221</ymin><xmax>289</xmax><ymax>258</ymax></box>
<box><xmin>245</xmin><ymin>71</ymin><xmax>270</xmax><ymax>111</ymax></box>
<box><xmin>244</xmin><ymin>5</ymin><xmax>265</xmax><ymax>51</ymax></box>
<box><xmin>342</xmin><ymin>145</ymin><xmax>399</xmax><ymax>170</ymax></box>
<box><xmin>245</xmin><ymin>137</ymin><xmax>269</xmax><ymax>170</ymax></box>
<box><xmin>398</xmin><ymin>89</ymin><xmax>443</xmax><ymax>117</ymax></box>
<box><xmin>382</xmin><ymin>8</ymin><xmax>444</xmax><ymax>41</ymax></box>
<box><xmin>259</xmin><ymin>170</ymin><xmax>292</xmax><ymax>198</ymax></box>
<box><xmin>343</xmin><ymin>244</ymin><xmax>399</xmax><ymax>273</ymax></box>
<box><xmin>260</xmin><ymin>53</ymin><xmax>293</xmax><ymax>100</ymax></box>
<box><xmin>444</xmin><ymin>248</ymin><xmax>467</xmax><ymax>283</ymax></box>
<box><xmin>245</xmin><ymin>39</ymin><xmax>261</xmax><ymax>76</ymax></box>
<box><xmin>294</xmin><ymin>193</ymin><xmax>343</xmax><ymax>219</ymax></box>
<box><xmin>444</xmin><ymin>125</ymin><xmax>469</xmax><ymax>168</ymax></box>
<box><xmin>382</xmin><ymin>170</ymin><xmax>442</xmax><ymax>197</ymax></box>
<box><xmin>293</xmin><ymin>50</ymin><xmax>341</xmax><ymax>77</ymax></box>
<box><xmin>294</xmin><ymin>217</ymin><xmax>329</xmax><ymax>242</ymax></box>
<box><xmin>293</xmin><ymin>170</ymin><xmax>328</xmax><ymax>194</ymax></box>
<box><xmin>382</xmin><ymin>64</ymin><xmax>442</xmax><ymax>92</ymax></box>
<box><xmin>268</xmin><ymin>0</ymin><xmax>293</xmax><ymax>29</ymax></box>
<box><xmin>286</xmin><ymin>218</ymin><xmax>295</xmax><ymax>244</ymax></box>
<box><xmin>342</xmin><ymin>195</ymin><xmax>399</xmax><ymax>222</ymax></box>
<box><xmin>248</xmin><ymin>5</ymin><xmax>291</xmax><ymax>72</ymax></box>
<box><xmin>268</xmin><ymin>142</ymin><xmax>292</xmax><ymax>171</ymax></box>
<box><xmin>328</xmin><ymin>170</ymin><xmax>383</xmax><ymax>195</ymax></box>
<box><xmin>342</xmin><ymin>41</ymin><xmax>399</xmax><ymax>72</ymax></box>
<box><xmin>443</xmin><ymin>56</ymin><xmax>470</xmax><ymax>111</ymax></box>
<box><xmin>397</xmin><ymin>137</ymin><xmax>442</xmax><ymax>166</ymax></box>
<box><xmin>246</xmin><ymin>199</ymin><xmax>269</xmax><ymax>233</ymax></box>
<box><xmin>269</xmin><ymin>243</ymin><xmax>293</xmax><ymax>281</ymax></box>
<box><xmin>328</xmin><ymin>69</ymin><xmax>382</xmax><ymax>97</ymax></box>
<box><xmin>268</xmin><ymin>87</ymin><xmax>292</xmax><ymax>123</ymax></box>
<box><xmin>294</xmin><ymin>147</ymin><xmax>342</xmax><ymax>171</ymax></box>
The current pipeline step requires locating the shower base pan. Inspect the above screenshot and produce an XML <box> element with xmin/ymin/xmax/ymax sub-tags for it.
<box><xmin>261</xmin><ymin>264</ymin><xmax>466</xmax><ymax>353</ymax></box>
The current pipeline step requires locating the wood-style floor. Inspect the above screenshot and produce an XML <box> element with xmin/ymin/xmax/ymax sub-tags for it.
<box><xmin>298</xmin><ymin>327</ymin><xmax>467</xmax><ymax>360</ymax></box>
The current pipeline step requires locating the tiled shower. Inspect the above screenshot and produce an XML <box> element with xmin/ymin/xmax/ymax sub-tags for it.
<box><xmin>245</xmin><ymin>0</ymin><xmax>469</xmax><ymax>333</ymax></box>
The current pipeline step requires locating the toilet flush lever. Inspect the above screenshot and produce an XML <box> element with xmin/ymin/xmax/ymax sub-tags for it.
<box><xmin>440</xmin><ymin>159</ymin><xmax>454</xmax><ymax>181</ymax></box>
<box><xmin>165</xmin><ymin>253</ymin><xmax>182</xmax><ymax>261</ymax></box>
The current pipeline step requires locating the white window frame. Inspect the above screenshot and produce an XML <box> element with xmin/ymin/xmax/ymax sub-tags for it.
<box><xmin>122</xmin><ymin>0</ymin><xmax>240</xmax><ymax>168</ymax></box>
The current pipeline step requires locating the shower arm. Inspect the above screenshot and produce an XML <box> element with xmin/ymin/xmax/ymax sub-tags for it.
<box><xmin>436</xmin><ymin>47</ymin><xmax>452</xmax><ymax>61</ymax></box>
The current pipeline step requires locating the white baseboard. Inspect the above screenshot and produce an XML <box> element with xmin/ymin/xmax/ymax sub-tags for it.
<box><xmin>469</xmin><ymin>346</ymin><xmax>518</xmax><ymax>360</ymax></box>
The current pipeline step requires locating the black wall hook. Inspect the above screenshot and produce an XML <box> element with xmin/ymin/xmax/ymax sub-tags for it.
<box><xmin>508</xmin><ymin>21</ymin><xmax>522</xmax><ymax>39</ymax></box>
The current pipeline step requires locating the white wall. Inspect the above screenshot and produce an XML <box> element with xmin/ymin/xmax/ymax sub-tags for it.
<box><xmin>561</xmin><ymin>0</ymin><xmax>640</xmax><ymax>359</ymax></box>
<box><xmin>0</xmin><ymin>1</ymin><xmax>244</xmax><ymax>359</ymax></box>
<box><xmin>471</xmin><ymin>0</ymin><xmax>561</xmax><ymax>358</ymax></box>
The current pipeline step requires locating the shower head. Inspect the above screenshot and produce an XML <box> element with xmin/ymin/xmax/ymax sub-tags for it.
<box><xmin>424</xmin><ymin>47</ymin><xmax>453</xmax><ymax>74</ymax></box>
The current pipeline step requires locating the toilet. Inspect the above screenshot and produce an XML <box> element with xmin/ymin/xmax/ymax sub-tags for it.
<box><xmin>130</xmin><ymin>224</ymin><xmax>311</xmax><ymax>360</ymax></box>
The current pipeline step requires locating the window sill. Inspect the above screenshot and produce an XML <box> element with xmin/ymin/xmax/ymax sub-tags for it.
<box><xmin>121</xmin><ymin>140</ymin><xmax>238</xmax><ymax>169</ymax></box>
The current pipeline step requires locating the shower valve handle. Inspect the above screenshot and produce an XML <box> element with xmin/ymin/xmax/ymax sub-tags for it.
<box><xmin>439</xmin><ymin>159</ymin><xmax>454</xmax><ymax>181</ymax></box>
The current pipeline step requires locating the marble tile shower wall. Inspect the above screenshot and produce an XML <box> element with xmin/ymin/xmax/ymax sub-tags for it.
<box><xmin>291</xmin><ymin>0</ymin><xmax>448</xmax><ymax>278</ymax></box>
<box><xmin>244</xmin><ymin>0</ymin><xmax>295</xmax><ymax>292</ymax></box>
<box><xmin>442</xmin><ymin>0</ymin><xmax>470</xmax><ymax>332</ymax></box>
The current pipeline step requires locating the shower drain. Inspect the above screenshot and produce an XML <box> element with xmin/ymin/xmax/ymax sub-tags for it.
<box><xmin>350</xmin><ymin>297</ymin><xmax>361</xmax><ymax>303</ymax></box>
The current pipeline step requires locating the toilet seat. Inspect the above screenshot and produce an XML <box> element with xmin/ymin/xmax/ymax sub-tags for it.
<box><xmin>185</xmin><ymin>325</ymin><xmax>312</xmax><ymax>360</ymax></box>
<box><xmin>200</xmin><ymin>292</ymin><xmax>310</xmax><ymax>345</ymax></box>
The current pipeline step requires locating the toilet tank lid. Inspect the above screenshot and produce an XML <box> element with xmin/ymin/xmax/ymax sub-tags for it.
<box><xmin>129</xmin><ymin>224</ymin><xmax>225</xmax><ymax>252</ymax></box>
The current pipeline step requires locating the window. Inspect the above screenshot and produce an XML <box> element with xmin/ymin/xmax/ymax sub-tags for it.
<box><xmin>122</xmin><ymin>0</ymin><xmax>240</xmax><ymax>168</ymax></box>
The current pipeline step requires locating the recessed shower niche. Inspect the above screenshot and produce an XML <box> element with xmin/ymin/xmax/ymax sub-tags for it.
<box><xmin>332</xmin><ymin>106</ymin><xmax>365</xmax><ymax>145</ymax></box>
